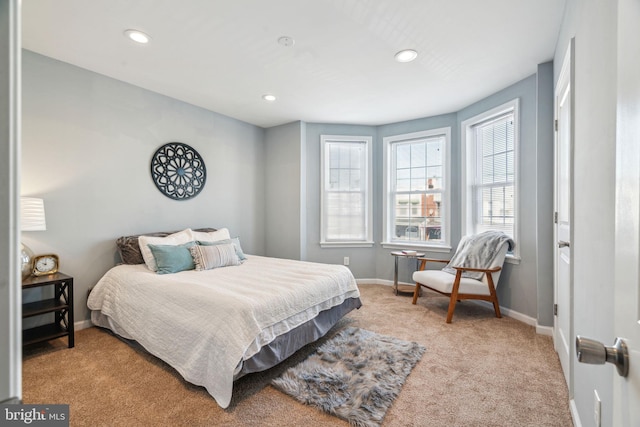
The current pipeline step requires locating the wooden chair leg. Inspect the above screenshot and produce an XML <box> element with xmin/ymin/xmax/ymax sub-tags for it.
<box><xmin>412</xmin><ymin>283</ymin><xmax>421</xmax><ymax>304</ymax></box>
<box><xmin>486</xmin><ymin>274</ymin><xmax>502</xmax><ymax>318</ymax></box>
<box><xmin>492</xmin><ymin>299</ymin><xmax>502</xmax><ymax>318</ymax></box>
<box><xmin>446</xmin><ymin>271</ymin><xmax>463</xmax><ymax>323</ymax></box>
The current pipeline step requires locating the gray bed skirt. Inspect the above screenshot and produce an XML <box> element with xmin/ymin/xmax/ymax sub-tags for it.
<box><xmin>234</xmin><ymin>296</ymin><xmax>362</xmax><ymax>379</ymax></box>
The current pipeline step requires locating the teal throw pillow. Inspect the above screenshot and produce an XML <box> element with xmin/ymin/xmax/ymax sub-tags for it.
<box><xmin>148</xmin><ymin>241</ymin><xmax>196</xmax><ymax>274</ymax></box>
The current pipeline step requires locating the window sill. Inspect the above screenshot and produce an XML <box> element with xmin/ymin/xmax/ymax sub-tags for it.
<box><xmin>320</xmin><ymin>241</ymin><xmax>375</xmax><ymax>249</ymax></box>
<box><xmin>505</xmin><ymin>254</ymin><xmax>521</xmax><ymax>265</ymax></box>
<box><xmin>381</xmin><ymin>242</ymin><xmax>452</xmax><ymax>253</ymax></box>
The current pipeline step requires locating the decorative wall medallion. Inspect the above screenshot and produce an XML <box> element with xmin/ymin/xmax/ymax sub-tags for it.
<box><xmin>150</xmin><ymin>142</ymin><xmax>206</xmax><ymax>200</ymax></box>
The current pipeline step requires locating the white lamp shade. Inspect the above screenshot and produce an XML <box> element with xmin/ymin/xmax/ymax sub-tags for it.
<box><xmin>21</xmin><ymin>197</ymin><xmax>47</xmax><ymax>231</ymax></box>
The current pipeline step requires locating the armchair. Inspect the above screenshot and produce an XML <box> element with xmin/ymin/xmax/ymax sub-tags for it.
<box><xmin>411</xmin><ymin>232</ymin><xmax>513</xmax><ymax>323</ymax></box>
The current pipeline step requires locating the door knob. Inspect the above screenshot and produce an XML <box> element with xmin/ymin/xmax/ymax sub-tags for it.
<box><xmin>558</xmin><ymin>240</ymin><xmax>570</xmax><ymax>248</ymax></box>
<box><xmin>575</xmin><ymin>336</ymin><xmax>629</xmax><ymax>377</ymax></box>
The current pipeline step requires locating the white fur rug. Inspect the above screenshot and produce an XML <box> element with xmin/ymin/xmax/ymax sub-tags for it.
<box><xmin>271</xmin><ymin>327</ymin><xmax>425</xmax><ymax>427</ymax></box>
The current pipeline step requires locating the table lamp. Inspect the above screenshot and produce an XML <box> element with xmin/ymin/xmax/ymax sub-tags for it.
<box><xmin>21</xmin><ymin>197</ymin><xmax>46</xmax><ymax>278</ymax></box>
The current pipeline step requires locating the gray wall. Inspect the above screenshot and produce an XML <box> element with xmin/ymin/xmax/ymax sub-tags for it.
<box><xmin>22</xmin><ymin>51</ymin><xmax>266</xmax><ymax>325</ymax></box>
<box><xmin>554</xmin><ymin>0</ymin><xmax>617</xmax><ymax>425</ymax></box>
<box><xmin>264</xmin><ymin>121</ymin><xmax>303</xmax><ymax>260</ymax></box>
<box><xmin>0</xmin><ymin>0</ymin><xmax>21</xmax><ymax>403</ymax></box>
<box><xmin>535</xmin><ymin>62</ymin><xmax>555</xmax><ymax>328</ymax></box>
<box><xmin>303</xmin><ymin>123</ymin><xmax>378</xmax><ymax>279</ymax></box>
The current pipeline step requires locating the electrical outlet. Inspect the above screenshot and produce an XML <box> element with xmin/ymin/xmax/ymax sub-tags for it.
<box><xmin>343</xmin><ymin>257</ymin><xmax>350</xmax><ymax>266</ymax></box>
<box><xmin>594</xmin><ymin>389</ymin><xmax>601</xmax><ymax>427</ymax></box>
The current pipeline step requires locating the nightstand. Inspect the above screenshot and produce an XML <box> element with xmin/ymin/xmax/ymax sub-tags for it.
<box><xmin>22</xmin><ymin>272</ymin><xmax>74</xmax><ymax>348</ymax></box>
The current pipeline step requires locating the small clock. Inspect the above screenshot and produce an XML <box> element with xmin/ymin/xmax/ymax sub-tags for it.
<box><xmin>32</xmin><ymin>254</ymin><xmax>59</xmax><ymax>276</ymax></box>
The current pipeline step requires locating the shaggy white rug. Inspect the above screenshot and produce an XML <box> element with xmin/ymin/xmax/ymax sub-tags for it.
<box><xmin>271</xmin><ymin>327</ymin><xmax>425</xmax><ymax>427</ymax></box>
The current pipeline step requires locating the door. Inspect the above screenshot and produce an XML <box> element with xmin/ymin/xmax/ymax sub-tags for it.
<box><xmin>554</xmin><ymin>41</ymin><xmax>573</xmax><ymax>390</ymax></box>
<box><xmin>0</xmin><ymin>0</ymin><xmax>22</xmax><ymax>404</ymax></box>
<box><xmin>613</xmin><ymin>0</ymin><xmax>640</xmax><ymax>424</ymax></box>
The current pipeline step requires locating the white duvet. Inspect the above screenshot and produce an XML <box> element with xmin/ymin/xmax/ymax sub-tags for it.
<box><xmin>87</xmin><ymin>255</ymin><xmax>360</xmax><ymax>408</ymax></box>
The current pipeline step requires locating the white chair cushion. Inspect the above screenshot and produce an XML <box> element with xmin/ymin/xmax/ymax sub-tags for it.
<box><xmin>412</xmin><ymin>270</ymin><xmax>491</xmax><ymax>296</ymax></box>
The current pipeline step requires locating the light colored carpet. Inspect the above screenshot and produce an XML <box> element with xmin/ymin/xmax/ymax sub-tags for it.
<box><xmin>22</xmin><ymin>284</ymin><xmax>573</xmax><ymax>426</ymax></box>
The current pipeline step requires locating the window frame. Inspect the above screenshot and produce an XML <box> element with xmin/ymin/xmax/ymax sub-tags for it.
<box><xmin>461</xmin><ymin>98</ymin><xmax>520</xmax><ymax>261</ymax></box>
<box><xmin>382</xmin><ymin>127</ymin><xmax>452</xmax><ymax>252</ymax></box>
<box><xmin>320</xmin><ymin>134</ymin><xmax>374</xmax><ymax>248</ymax></box>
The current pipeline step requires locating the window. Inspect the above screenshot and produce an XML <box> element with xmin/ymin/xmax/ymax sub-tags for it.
<box><xmin>383</xmin><ymin>128</ymin><xmax>451</xmax><ymax>250</ymax></box>
<box><xmin>320</xmin><ymin>135</ymin><xmax>373</xmax><ymax>247</ymax></box>
<box><xmin>462</xmin><ymin>99</ymin><xmax>519</xmax><ymax>258</ymax></box>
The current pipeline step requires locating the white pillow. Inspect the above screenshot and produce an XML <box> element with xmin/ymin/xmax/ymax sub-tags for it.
<box><xmin>138</xmin><ymin>229</ymin><xmax>194</xmax><ymax>271</ymax></box>
<box><xmin>192</xmin><ymin>227</ymin><xmax>231</xmax><ymax>243</ymax></box>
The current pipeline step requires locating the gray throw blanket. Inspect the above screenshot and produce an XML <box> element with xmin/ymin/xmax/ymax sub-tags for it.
<box><xmin>442</xmin><ymin>231</ymin><xmax>515</xmax><ymax>280</ymax></box>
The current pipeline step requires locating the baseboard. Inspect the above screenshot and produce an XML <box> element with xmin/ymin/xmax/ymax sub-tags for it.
<box><xmin>356</xmin><ymin>280</ymin><xmax>552</xmax><ymax>336</ymax></box>
<box><xmin>470</xmin><ymin>300</ymin><xmax>553</xmax><ymax>335</ymax></box>
<box><xmin>356</xmin><ymin>278</ymin><xmax>383</xmax><ymax>285</ymax></box>
<box><xmin>356</xmin><ymin>279</ymin><xmax>411</xmax><ymax>287</ymax></box>
<box><xmin>470</xmin><ymin>300</ymin><xmax>530</xmax><ymax>325</ymax></box>
<box><xmin>570</xmin><ymin>399</ymin><xmax>582</xmax><ymax>427</ymax></box>
<box><xmin>535</xmin><ymin>324</ymin><xmax>554</xmax><ymax>337</ymax></box>
<box><xmin>75</xmin><ymin>319</ymin><xmax>93</xmax><ymax>331</ymax></box>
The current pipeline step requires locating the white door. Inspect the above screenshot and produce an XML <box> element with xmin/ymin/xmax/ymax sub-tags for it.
<box><xmin>0</xmin><ymin>0</ymin><xmax>22</xmax><ymax>404</ymax></box>
<box><xmin>613</xmin><ymin>0</ymin><xmax>640</xmax><ymax>424</ymax></box>
<box><xmin>554</xmin><ymin>41</ymin><xmax>573</xmax><ymax>390</ymax></box>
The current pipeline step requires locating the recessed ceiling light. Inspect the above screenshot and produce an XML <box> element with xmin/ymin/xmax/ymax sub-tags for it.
<box><xmin>277</xmin><ymin>36</ymin><xmax>295</xmax><ymax>47</ymax></box>
<box><xmin>394</xmin><ymin>49</ymin><xmax>418</xmax><ymax>63</ymax></box>
<box><xmin>124</xmin><ymin>29</ymin><xmax>151</xmax><ymax>44</ymax></box>
<box><xmin>262</xmin><ymin>94</ymin><xmax>277</xmax><ymax>102</ymax></box>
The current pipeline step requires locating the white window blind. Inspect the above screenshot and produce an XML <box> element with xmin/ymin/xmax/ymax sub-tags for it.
<box><xmin>321</xmin><ymin>135</ymin><xmax>372</xmax><ymax>246</ymax></box>
<box><xmin>474</xmin><ymin>113</ymin><xmax>516</xmax><ymax>237</ymax></box>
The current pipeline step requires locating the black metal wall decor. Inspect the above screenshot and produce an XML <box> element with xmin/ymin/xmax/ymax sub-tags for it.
<box><xmin>150</xmin><ymin>142</ymin><xmax>207</xmax><ymax>200</ymax></box>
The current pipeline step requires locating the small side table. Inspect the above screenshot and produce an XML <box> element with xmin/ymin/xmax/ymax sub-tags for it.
<box><xmin>391</xmin><ymin>251</ymin><xmax>425</xmax><ymax>295</ymax></box>
<box><xmin>22</xmin><ymin>272</ymin><xmax>74</xmax><ymax>348</ymax></box>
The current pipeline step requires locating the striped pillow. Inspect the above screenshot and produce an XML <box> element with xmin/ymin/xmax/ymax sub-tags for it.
<box><xmin>189</xmin><ymin>243</ymin><xmax>240</xmax><ymax>271</ymax></box>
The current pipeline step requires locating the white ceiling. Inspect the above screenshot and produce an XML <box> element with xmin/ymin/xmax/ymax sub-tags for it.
<box><xmin>22</xmin><ymin>0</ymin><xmax>565</xmax><ymax>128</ymax></box>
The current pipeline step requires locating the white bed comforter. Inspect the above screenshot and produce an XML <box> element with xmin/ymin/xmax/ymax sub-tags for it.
<box><xmin>87</xmin><ymin>255</ymin><xmax>360</xmax><ymax>408</ymax></box>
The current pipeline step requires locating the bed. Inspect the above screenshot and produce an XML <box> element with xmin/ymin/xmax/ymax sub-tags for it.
<box><xmin>87</xmin><ymin>228</ymin><xmax>362</xmax><ymax>408</ymax></box>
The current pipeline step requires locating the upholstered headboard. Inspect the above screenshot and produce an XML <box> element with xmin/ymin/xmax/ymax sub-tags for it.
<box><xmin>116</xmin><ymin>228</ymin><xmax>217</xmax><ymax>265</ymax></box>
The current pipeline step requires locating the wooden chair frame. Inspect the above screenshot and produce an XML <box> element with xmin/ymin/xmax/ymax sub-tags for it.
<box><xmin>411</xmin><ymin>258</ymin><xmax>502</xmax><ymax>323</ymax></box>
